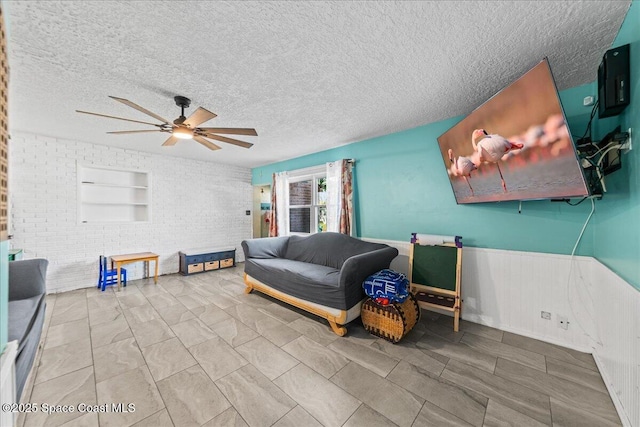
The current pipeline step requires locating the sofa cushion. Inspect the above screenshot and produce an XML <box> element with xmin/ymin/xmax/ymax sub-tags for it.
<box><xmin>284</xmin><ymin>233</ymin><xmax>388</xmax><ymax>269</ymax></box>
<box><xmin>245</xmin><ymin>258</ymin><xmax>351</xmax><ymax>309</ymax></box>
<box><xmin>8</xmin><ymin>294</ymin><xmax>44</xmax><ymax>354</ymax></box>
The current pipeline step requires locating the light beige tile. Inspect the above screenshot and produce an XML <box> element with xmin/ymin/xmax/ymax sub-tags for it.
<box><xmin>156</xmin><ymin>303</ymin><xmax>195</xmax><ymax>326</ymax></box>
<box><xmin>89</xmin><ymin>306</ymin><xmax>124</xmax><ymax>327</ymax></box>
<box><xmin>117</xmin><ymin>292</ymin><xmax>149</xmax><ymax>310</ymax></box>
<box><xmin>460</xmin><ymin>333</ymin><xmax>546</xmax><ymax>372</ymax></box>
<box><xmin>36</xmin><ymin>338</ymin><xmax>93</xmax><ymax>384</ymax></box>
<box><xmin>494</xmin><ymin>358</ymin><xmax>619</xmax><ymax>424</ymax></box>
<box><xmin>258</xmin><ymin>302</ymin><xmax>303</xmax><ymax>324</ymax></box>
<box><xmin>212</xmin><ymin>318</ymin><xmax>259</xmax><ymax>347</ymax></box>
<box><xmin>90</xmin><ymin>316</ymin><xmax>133</xmax><ymax>348</ymax></box>
<box><xmin>328</xmin><ymin>338</ymin><xmax>399</xmax><ymax>377</ymax></box>
<box><xmin>457</xmin><ymin>319</ymin><xmax>504</xmax><ymax>342</ymax></box>
<box><xmin>176</xmin><ymin>294</ymin><xmax>207</xmax><ymax>310</ymax></box>
<box><xmin>441</xmin><ymin>359</ymin><xmax>551</xmax><ymax>425</ymax></box>
<box><xmin>97</xmin><ymin>366</ymin><xmax>165</xmax><ymax>427</ymax></box>
<box><xmin>44</xmin><ymin>318</ymin><xmax>90</xmax><ymax>349</ymax></box>
<box><xmin>371</xmin><ymin>339</ymin><xmax>446</xmax><ymax>376</ymax></box>
<box><xmin>51</xmin><ymin>300</ymin><xmax>88</xmax><ymax>326</ymax></box>
<box><xmin>157</xmin><ymin>365</ymin><xmax>230</xmax><ymax>426</ymax></box>
<box><xmin>147</xmin><ymin>293</ymin><xmax>180</xmax><ymax>310</ymax></box>
<box><xmin>236</xmin><ymin>337</ymin><xmax>299</xmax><ymax>380</ymax></box>
<box><xmin>412</xmin><ymin>401</ymin><xmax>473</xmax><ymax>427</ymax></box>
<box><xmin>549</xmin><ymin>397</ymin><xmax>621</xmax><ymax>427</ymax></box>
<box><xmin>93</xmin><ymin>337</ymin><xmax>146</xmax><ymax>383</ymax></box>
<box><xmin>130</xmin><ymin>318</ymin><xmax>175</xmax><ymax>348</ymax></box>
<box><xmin>202</xmin><ymin>407</ymin><xmax>248</xmax><ymax>427</ymax></box>
<box><xmin>171</xmin><ymin>318</ymin><xmax>218</xmax><ymax>348</ymax></box>
<box><xmin>123</xmin><ymin>304</ymin><xmax>161</xmax><ymax>325</ymax></box>
<box><xmin>60</xmin><ymin>412</ymin><xmax>99</xmax><ymax>427</ymax></box>
<box><xmin>546</xmin><ymin>357</ymin><xmax>608</xmax><ymax>394</ymax></box>
<box><xmin>131</xmin><ymin>409</ymin><xmax>174</xmax><ymax>427</ymax></box>
<box><xmin>206</xmin><ymin>293</ymin><xmax>241</xmax><ymax>310</ymax></box>
<box><xmin>275</xmin><ymin>363</ymin><xmax>361</xmax><ymax>427</ymax></box>
<box><xmin>224</xmin><ymin>303</ymin><xmax>284</xmax><ymax>334</ymax></box>
<box><xmin>273</xmin><ymin>406</ymin><xmax>322</xmax><ymax>427</ymax></box>
<box><xmin>190</xmin><ymin>337</ymin><xmax>248</xmax><ymax>381</ymax></box>
<box><xmin>484</xmin><ymin>400</ymin><xmax>548</xmax><ymax>427</ymax></box>
<box><xmin>239</xmin><ymin>291</ymin><xmax>273</xmax><ymax>308</ymax></box>
<box><xmin>387</xmin><ymin>361</ymin><xmax>487</xmax><ymax>427</ymax></box>
<box><xmin>260</xmin><ymin>322</ymin><xmax>301</xmax><ymax>347</ymax></box>
<box><xmin>288</xmin><ymin>317</ymin><xmax>339</xmax><ymax>346</ymax></box>
<box><xmin>282</xmin><ymin>335</ymin><xmax>349</xmax><ymax>378</ymax></box>
<box><xmin>142</xmin><ymin>337</ymin><xmax>197</xmax><ymax>381</ymax></box>
<box><xmin>343</xmin><ymin>405</ymin><xmax>397</xmax><ymax>427</ymax></box>
<box><xmin>502</xmin><ymin>332</ymin><xmax>597</xmax><ymax>371</ymax></box>
<box><xmin>87</xmin><ymin>292</ymin><xmax>119</xmax><ymax>311</ymax></box>
<box><xmin>192</xmin><ymin>303</ymin><xmax>232</xmax><ymax>327</ymax></box>
<box><xmin>330</xmin><ymin>362</ymin><xmax>424</xmax><ymax>427</ymax></box>
<box><xmin>25</xmin><ymin>366</ymin><xmax>96</xmax><ymax>427</ymax></box>
<box><xmin>216</xmin><ymin>364</ymin><xmax>296</xmax><ymax>427</ymax></box>
<box><xmin>416</xmin><ymin>333</ymin><xmax>497</xmax><ymax>373</ymax></box>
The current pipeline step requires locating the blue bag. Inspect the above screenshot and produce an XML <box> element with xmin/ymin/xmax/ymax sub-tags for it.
<box><xmin>362</xmin><ymin>269</ymin><xmax>409</xmax><ymax>303</ymax></box>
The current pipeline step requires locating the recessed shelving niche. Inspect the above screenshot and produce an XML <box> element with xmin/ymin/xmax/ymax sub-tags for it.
<box><xmin>78</xmin><ymin>164</ymin><xmax>151</xmax><ymax>223</ymax></box>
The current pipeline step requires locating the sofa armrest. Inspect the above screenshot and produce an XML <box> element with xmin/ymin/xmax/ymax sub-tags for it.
<box><xmin>339</xmin><ymin>247</ymin><xmax>399</xmax><ymax>292</ymax></box>
<box><xmin>8</xmin><ymin>259</ymin><xmax>49</xmax><ymax>301</ymax></box>
<box><xmin>242</xmin><ymin>236</ymin><xmax>289</xmax><ymax>259</ymax></box>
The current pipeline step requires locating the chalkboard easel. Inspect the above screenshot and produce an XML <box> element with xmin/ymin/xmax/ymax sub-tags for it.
<box><xmin>409</xmin><ymin>242</ymin><xmax>462</xmax><ymax>332</ymax></box>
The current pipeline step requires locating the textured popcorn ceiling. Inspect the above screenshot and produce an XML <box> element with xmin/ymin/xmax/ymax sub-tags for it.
<box><xmin>5</xmin><ymin>1</ymin><xmax>631</xmax><ymax>168</ymax></box>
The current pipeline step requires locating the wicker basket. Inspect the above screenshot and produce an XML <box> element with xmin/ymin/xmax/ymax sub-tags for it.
<box><xmin>361</xmin><ymin>294</ymin><xmax>420</xmax><ymax>343</ymax></box>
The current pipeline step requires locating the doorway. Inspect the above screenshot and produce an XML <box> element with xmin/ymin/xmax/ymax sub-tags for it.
<box><xmin>252</xmin><ymin>185</ymin><xmax>271</xmax><ymax>238</ymax></box>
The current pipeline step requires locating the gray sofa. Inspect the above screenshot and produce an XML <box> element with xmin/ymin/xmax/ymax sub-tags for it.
<box><xmin>242</xmin><ymin>233</ymin><xmax>398</xmax><ymax>335</ymax></box>
<box><xmin>8</xmin><ymin>258</ymin><xmax>48</xmax><ymax>400</ymax></box>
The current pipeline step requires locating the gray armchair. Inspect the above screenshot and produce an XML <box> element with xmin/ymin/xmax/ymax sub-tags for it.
<box><xmin>8</xmin><ymin>258</ymin><xmax>48</xmax><ymax>400</ymax></box>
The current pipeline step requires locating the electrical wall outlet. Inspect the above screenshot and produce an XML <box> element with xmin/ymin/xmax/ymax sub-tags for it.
<box><xmin>583</xmin><ymin>96</ymin><xmax>595</xmax><ymax>106</ymax></box>
<box><xmin>621</xmin><ymin>127</ymin><xmax>632</xmax><ymax>152</ymax></box>
<box><xmin>558</xmin><ymin>315</ymin><xmax>569</xmax><ymax>330</ymax></box>
<box><xmin>541</xmin><ymin>311</ymin><xmax>551</xmax><ymax>320</ymax></box>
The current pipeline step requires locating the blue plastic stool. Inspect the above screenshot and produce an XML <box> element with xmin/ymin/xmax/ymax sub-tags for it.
<box><xmin>98</xmin><ymin>255</ymin><xmax>127</xmax><ymax>291</ymax></box>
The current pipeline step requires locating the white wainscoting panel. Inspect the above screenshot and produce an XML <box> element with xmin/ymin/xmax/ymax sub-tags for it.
<box><xmin>591</xmin><ymin>259</ymin><xmax>639</xmax><ymax>427</ymax></box>
<box><xmin>363</xmin><ymin>237</ymin><xmax>638</xmax><ymax>426</ymax></box>
<box><xmin>0</xmin><ymin>341</ymin><xmax>18</xmax><ymax>427</ymax></box>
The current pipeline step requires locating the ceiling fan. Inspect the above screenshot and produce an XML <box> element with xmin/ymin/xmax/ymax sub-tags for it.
<box><xmin>76</xmin><ymin>95</ymin><xmax>257</xmax><ymax>151</ymax></box>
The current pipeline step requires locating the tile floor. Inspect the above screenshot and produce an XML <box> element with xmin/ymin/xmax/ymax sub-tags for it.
<box><xmin>18</xmin><ymin>264</ymin><xmax>621</xmax><ymax>427</ymax></box>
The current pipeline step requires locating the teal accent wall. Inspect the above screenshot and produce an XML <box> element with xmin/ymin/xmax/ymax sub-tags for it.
<box><xmin>253</xmin><ymin>107</ymin><xmax>596</xmax><ymax>255</ymax></box>
<box><xmin>592</xmin><ymin>1</ymin><xmax>640</xmax><ymax>290</ymax></box>
<box><xmin>1</xmin><ymin>240</ymin><xmax>8</xmax><ymax>353</ymax></box>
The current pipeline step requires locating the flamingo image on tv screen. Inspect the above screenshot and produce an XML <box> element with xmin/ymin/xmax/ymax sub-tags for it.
<box><xmin>438</xmin><ymin>59</ymin><xmax>590</xmax><ymax>204</ymax></box>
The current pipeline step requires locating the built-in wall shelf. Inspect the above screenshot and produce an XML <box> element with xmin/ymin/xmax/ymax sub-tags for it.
<box><xmin>78</xmin><ymin>165</ymin><xmax>151</xmax><ymax>223</ymax></box>
<box><xmin>80</xmin><ymin>181</ymin><xmax>149</xmax><ymax>189</ymax></box>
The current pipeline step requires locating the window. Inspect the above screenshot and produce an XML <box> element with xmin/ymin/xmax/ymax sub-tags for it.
<box><xmin>287</xmin><ymin>171</ymin><xmax>326</xmax><ymax>234</ymax></box>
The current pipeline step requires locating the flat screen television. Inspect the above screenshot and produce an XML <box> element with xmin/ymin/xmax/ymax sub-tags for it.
<box><xmin>437</xmin><ymin>59</ymin><xmax>590</xmax><ymax>204</ymax></box>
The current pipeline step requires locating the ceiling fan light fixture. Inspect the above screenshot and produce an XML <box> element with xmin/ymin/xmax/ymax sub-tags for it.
<box><xmin>172</xmin><ymin>127</ymin><xmax>193</xmax><ymax>139</ymax></box>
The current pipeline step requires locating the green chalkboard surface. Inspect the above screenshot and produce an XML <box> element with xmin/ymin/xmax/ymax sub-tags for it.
<box><xmin>411</xmin><ymin>244</ymin><xmax>458</xmax><ymax>292</ymax></box>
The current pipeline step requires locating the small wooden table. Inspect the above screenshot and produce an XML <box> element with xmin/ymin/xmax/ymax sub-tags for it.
<box><xmin>110</xmin><ymin>252</ymin><xmax>159</xmax><ymax>291</ymax></box>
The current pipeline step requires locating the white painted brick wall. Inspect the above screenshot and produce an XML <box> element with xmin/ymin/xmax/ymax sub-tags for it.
<box><xmin>8</xmin><ymin>132</ymin><xmax>252</xmax><ymax>293</ymax></box>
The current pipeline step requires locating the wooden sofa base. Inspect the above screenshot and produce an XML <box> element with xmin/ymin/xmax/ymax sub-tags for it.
<box><xmin>244</xmin><ymin>273</ymin><xmax>350</xmax><ymax>336</ymax></box>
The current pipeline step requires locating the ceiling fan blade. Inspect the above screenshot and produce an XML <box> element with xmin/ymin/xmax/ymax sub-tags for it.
<box><xmin>109</xmin><ymin>96</ymin><xmax>170</xmax><ymax>124</ymax></box>
<box><xmin>202</xmin><ymin>133</ymin><xmax>253</xmax><ymax>149</ymax></box>
<box><xmin>194</xmin><ymin>136</ymin><xmax>222</xmax><ymax>151</ymax></box>
<box><xmin>76</xmin><ymin>110</ymin><xmax>161</xmax><ymax>127</ymax></box>
<box><xmin>107</xmin><ymin>130</ymin><xmax>162</xmax><ymax>134</ymax></box>
<box><xmin>183</xmin><ymin>107</ymin><xmax>217</xmax><ymax>127</ymax></box>
<box><xmin>197</xmin><ymin>127</ymin><xmax>257</xmax><ymax>136</ymax></box>
<box><xmin>162</xmin><ymin>135</ymin><xmax>180</xmax><ymax>146</ymax></box>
